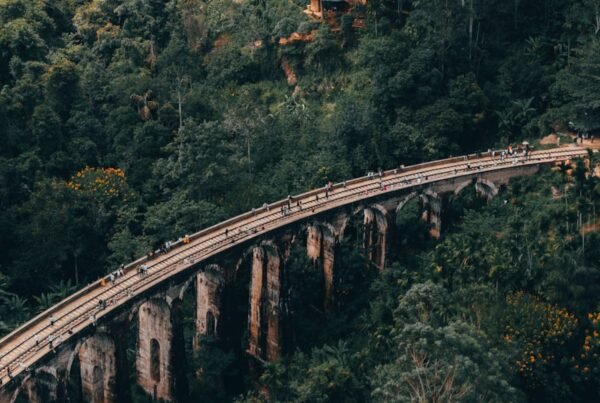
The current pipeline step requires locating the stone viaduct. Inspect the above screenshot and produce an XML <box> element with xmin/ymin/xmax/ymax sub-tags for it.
<box><xmin>0</xmin><ymin>147</ymin><xmax>592</xmax><ymax>402</ymax></box>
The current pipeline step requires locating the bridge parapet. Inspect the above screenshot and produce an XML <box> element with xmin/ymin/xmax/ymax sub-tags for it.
<box><xmin>0</xmin><ymin>147</ymin><xmax>595</xmax><ymax>400</ymax></box>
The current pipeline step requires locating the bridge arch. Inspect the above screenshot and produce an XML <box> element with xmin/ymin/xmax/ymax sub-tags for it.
<box><xmin>475</xmin><ymin>178</ymin><xmax>499</xmax><ymax>200</ymax></box>
<box><xmin>11</xmin><ymin>368</ymin><xmax>59</xmax><ymax>403</ymax></box>
<box><xmin>149</xmin><ymin>339</ymin><xmax>160</xmax><ymax>383</ymax></box>
<box><xmin>453</xmin><ymin>179</ymin><xmax>476</xmax><ymax>196</ymax></box>
<box><xmin>0</xmin><ymin>147</ymin><xmax>589</xmax><ymax>397</ymax></box>
<box><xmin>452</xmin><ymin>178</ymin><xmax>499</xmax><ymax>201</ymax></box>
<box><xmin>395</xmin><ymin>192</ymin><xmax>419</xmax><ymax>214</ymax></box>
<box><xmin>10</xmin><ymin>374</ymin><xmax>34</xmax><ymax>403</ymax></box>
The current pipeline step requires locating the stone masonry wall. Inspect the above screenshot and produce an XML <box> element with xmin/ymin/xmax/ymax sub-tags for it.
<box><xmin>78</xmin><ymin>333</ymin><xmax>117</xmax><ymax>403</ymax></box>
<box><xmin>136</xmin><ymin>299</ymin><xmax>173</xmax><ymax>402</ymax></box>
<box><xmin>195</xmin><ymin>265</ymin><xmax>224</xmax><ymax>349</ymax></box>
<box><xmin>248</xmin><ymin>245</ymin><xmax>283</xmax><ymax>361</ymax></box>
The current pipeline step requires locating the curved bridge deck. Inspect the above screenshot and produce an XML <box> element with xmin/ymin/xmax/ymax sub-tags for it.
<box><xmin>0</xmin><ymin>146</ymin><xmax>594</xmax><ymax>386</ymax></box>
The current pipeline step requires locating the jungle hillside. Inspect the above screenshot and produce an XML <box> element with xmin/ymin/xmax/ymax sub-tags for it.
<box><xmin>1</xmin><ymin>0</ymin><xmax>600</xmax><ymax>402</ymax></box>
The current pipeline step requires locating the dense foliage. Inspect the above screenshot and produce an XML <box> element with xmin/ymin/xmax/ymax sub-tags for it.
<box><xmin>241</xmin><ymin>167</ymin><xmax>600</xmax><ymax>403</ymax></box>
<box><xmin>0</xmin><ymin>0</ymin><xmax>599</xmax><ymax>401</ymax></box>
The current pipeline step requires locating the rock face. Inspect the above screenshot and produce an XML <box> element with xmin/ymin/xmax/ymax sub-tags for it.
<box><xmin>248</xmin><ymin>245</ymin><xmax>282</xmax><ymax>361</ymax></box>
<box><xmin>136</xmin><ymin>299</ymin><xmax>173</xmax><ymax>402</ymax></box>
<box><xmin>79</xmin><ymin>333</ymin><xmax>117</xmax><ymax>403</ymax></box>
<box><xmin>195</xmin><ymin>265</ymin><xmax>224</xmax><ymax>349</ymax></box>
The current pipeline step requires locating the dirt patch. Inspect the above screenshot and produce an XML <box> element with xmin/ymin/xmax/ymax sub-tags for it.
<box><xmin>281</xmin><ymin>58</ymin><xmax>297</xmax><ymax>86</ymax></box>
<box><xmin>582</xmin><ymin>219</ymin><xmax>600</xmax><ymax>235</ymax></box>
<box><xmin>214</xmin><ymin>33</ymin><xmax>231</xmax><ymax>48</ymax></box>
<box><xmin>539</xmin><ymin>133</ymin><xmax>559</xmax><ymax>145</ymax></box>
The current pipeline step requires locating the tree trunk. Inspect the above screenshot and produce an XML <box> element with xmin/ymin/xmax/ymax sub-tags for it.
<box><xmin>74</xmin><ymin>252</ymin><xmax>79</xmax><ymax>285</ymax></box>
<box><xmin>177</xmin><ymin>89</ymin><xmax>183</xmax><ymax>131</ymax></box>
<box><xmin>468</xmin><ymin>0</ymin><xmax>474</xmax><ymax>64</ymax></box>
<box><xmin>247</xmin><ymin>132</ymin><xmax>252</xmax><ymax>174</ymax></box>
<box><xmin>177</xmin><ymin>87</ymin><xmax>184</xmax><ymax>169</ymax></box>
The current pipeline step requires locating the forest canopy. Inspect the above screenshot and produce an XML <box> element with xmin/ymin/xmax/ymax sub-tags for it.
<box><xmin>0</xmin><ymin>0</ymin><xmax>599</xmax><ymax>402</ymax></box>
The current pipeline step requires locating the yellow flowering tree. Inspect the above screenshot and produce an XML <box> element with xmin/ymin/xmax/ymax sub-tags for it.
<box><xmin>577</xmin><ymin>313</ymin><xmax>600</xmax><ymax>382</ymax></box>
<box><xmin>65</xmin><ymin>166</ymin><xmax>140</xmax><ymax>276</ymax></box>
<box><xmin>504</xmin><ymin>292</ymin><xmax>578</xmax><ymax>376</ymax></box>
<box><xmin>502</xmin><ymin>292</ymin><xmax>600</xmax><ymax>399</ymax></box>
<box><xmin>66</xmin><ymin>166</ymin><xmax>131</xmax><ymax>204</ymax></box>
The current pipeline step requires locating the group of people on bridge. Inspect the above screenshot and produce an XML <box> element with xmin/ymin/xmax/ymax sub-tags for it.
<box><xmin>2</xmin><ymin>145</ymin><xmax>587</xmax><ymax>393</ymax></box>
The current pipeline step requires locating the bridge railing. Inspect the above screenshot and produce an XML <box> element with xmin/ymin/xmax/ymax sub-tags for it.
<box><xmin>0</xmin><ymin>147</ymin><xmax>589</xmax><ymax>358</ymax></box>
<box><xmin>0</xmin><ymin>258</ymin><xmax>148</xmax><ymax>355</ymax></box>
<box><xmin>1</xmin><ymin>152</ymin><xmax>491</xmax><ymax>350</ymax></box>
<box><xmin>181</xmin><ymin>148</ymin><xmax>588</xmax><ymax>250</ymax></box>
<box><xmin>180</xmin><ymin>153</ymin><xmax>488</xmax><ymax>247</ymax></box>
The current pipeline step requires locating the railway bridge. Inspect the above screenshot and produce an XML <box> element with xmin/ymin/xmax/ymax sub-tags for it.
<box><xmin>0</xmin><ymin>146</ymin><xmax>594</xmax><ymax>402</ymax></box>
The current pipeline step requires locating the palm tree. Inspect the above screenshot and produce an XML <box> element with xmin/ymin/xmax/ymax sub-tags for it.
<box><xmin>0</xmin><ymin>272</ymin><xmax>13</xmax><ymax>299</ymax></box>
<box><xmin>495</xmin><ymin>109</ymin><xmax>514</xmax><ymax>133</ymax></box>
<box><xmin>5</xmin><ymin>295</ymin><xmax>30</xmax><ymax>327</ymax></box>
<box><xmin>33</xmin><ymin>293</ymin><xmax>56</xmax><ymax>313</ymax></box>
<box><xmin>49</xmin><ymin>279</ymin><xmax>77</xmax><ymax>300</ymax></box>
<box><xmin>511</xmin><ymin>97</ymin><xmax>536</xmax><ymax>123</ymax></box>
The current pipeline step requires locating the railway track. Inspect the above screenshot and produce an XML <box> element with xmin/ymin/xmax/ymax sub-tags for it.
<box><xmin>0</xmin><ymin>146</ymin><xmax>593</xmax><ymax>387</ymax></box>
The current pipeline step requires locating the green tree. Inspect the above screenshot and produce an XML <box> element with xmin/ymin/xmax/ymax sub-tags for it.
<box><xmin>143</xmin><ymin>190</ymin><xmax>225</xmax><ymax>245</ymax></box>
<box><xmin>371</xmin><ymin>282</ymin><xmax>521</xmax><ymax>402</ymax></box>
<box><xmin>553</xmin><ymin>39</ymin><xmax>600</xmax><ymax>131</ymax></box>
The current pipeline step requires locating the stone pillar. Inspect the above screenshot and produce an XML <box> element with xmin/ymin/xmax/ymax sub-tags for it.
<box><xmin>306</xmin><ymin>224</ymin><xmax>337</xmax><ymax>311</ymax></box>
<box><xmin>421</xmin><ymin>193</ymin><xmax>442</xmax><ymax>239</ymax></box>
<box><xmin>429</xmin><ymin>196</ymin><xmax>442</xmax><ymax>239</ymax></box>
<box><xmin>248</xmin><ymin>247</ymin><xmax>265</xmax><ymax>359</ymax></box>
<box><xmin>195</xmin><ymin>265</ymin><xmax>224</xmax><ymax>349</ymax></box>
<box><xmin>136</xmin><ymin>299</ymin><xmax>173</xmax><ymax>402</ymax></box>
<box><xmin>265</xmin><ymin>246</ymin><xmax>282</xmax><ymax>362</ymax></box>
<box><xmin>248</xmin><ymin>245</ymin><xmax>283</xmax><ymax>362</ymax></box>
<box><xmin>363</xmin><ymin>208</ymin><xmax>389</xmax><ymax>270</ymax></box>
<box><xmin>321</xmin><ymin>228</ymin><xmax>336</xmax><ymax>311</ymax></box>
<box><xmin>78</xmin><ymin>333</ymin><xmax>117</xmax><ymax>403</ymax></box>
<box><xmin>363</xmin><ymin>208</ymin><xmax>375</xmax><ymax>262</ymax></box>
<box><xmin>306</xmin><ymin>224</ymin><xmax>322</xmax><ymax>261</ymax></box>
